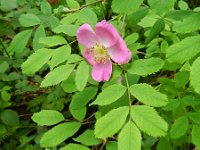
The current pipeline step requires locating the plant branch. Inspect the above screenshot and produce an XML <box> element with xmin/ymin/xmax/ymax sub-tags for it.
<box><xmin>0</xmin><ymin>38</ymin><xmax>10</xmax><ymax>58</ymax></box>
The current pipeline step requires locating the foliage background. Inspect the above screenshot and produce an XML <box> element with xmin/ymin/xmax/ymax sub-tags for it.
<box><xmin>1</xmin><ymin>0</ymin><xmax>200</xmax><ymax>149</ymax></box>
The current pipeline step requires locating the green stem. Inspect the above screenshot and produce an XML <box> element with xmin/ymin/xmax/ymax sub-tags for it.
<box><xmin>121</xmin><ymin>65</ymin><xmax>132</xmax><ymax>120</ymax></box>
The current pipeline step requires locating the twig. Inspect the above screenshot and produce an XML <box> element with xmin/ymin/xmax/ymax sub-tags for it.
<box><xmin>63</xmin><ymin>0</ymin><xmax>104</xmax><ymax>13</ymax></box>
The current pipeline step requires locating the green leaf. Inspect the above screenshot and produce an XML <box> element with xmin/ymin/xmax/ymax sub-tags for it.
<box><xmin>112</xmin><ymin>0</ymin><xmax>144</xmax><ymax>15</ymax></box>
<box><xmin>67</xmin><ymin>0</ymin><xmax>80</xmax><ymax>9</ymax></box>
<box><xmin>53</xmin><ymin>25</ymin><xmax>79</xmax><ymax>36</ymax></box>
<box><xmin>170</xmin><ymin>116</ymin><xmax>188</xmax><ymax>139</ymax></box>
<box><xmin>60</xmin><ymin>144</ymin><xmax>90</xmax><ymax>150</ymax></box>
<box><xmin>48</xmin><ymin>45</ymin><xmax>71</xmax><ymax>70</ymax></box>
<box><xmin>40</xmin><ymin>0</ymin><xmax>52</xmax><ymax>15</ymax></box>
<box><xmin>41</xmin><ymin>64</ymin><xmax>75</xmax><ymax>87</ymax></box>
<box><xmin>95</xmin><ymin>106</ymin><xmax>129</xmax><ymax>139</ymax></box>
<box><xmin>70</xmin><ymin>87</ymin><xmax>98</xmax><ymax>110</ymax></box>
<box><xmin>79</xmin><ymin>8</ymin><xmax>97</xmax><ymax>26</ymax></box>
<box><xmin>39</xmin><ymin>36</ymin><xmax>67</xmax><ymax>47</ymax></box>
<box><xmin>19</xmin><ymin>14</ymin><xmax>41</xmax><ymax>27</ymax></box>
<box><xmin>40</xmin><ymin>122</ymin><xmax>81</xmax><ymax>147</ymax></box>
<box><xmin>173</xmin><ymin>12</ymin><xmax>200</xmax><ymax>33</ymax></box>
<box><xmin>0</xmin><ymin>109</ymin><xmax>19</xmax><ymax>126</ymax></box>
<box><xmin>33</xmin><ymin>25</ymin><xmax>46</xmax><ymax>50</ymax></box>
<box><xmin>125</xmin><ymin>33</ymin><xmax>139</xmax><ymax>45</ymax></box>
<box><xmin>127</xmin><ymin>58</ymin><xmax>164</xmax><ymax>76</ymax></box>
<box><xmin>131</xmin><ymin>105</ymin><xmax>168</xmax><ymax>137</ymax></box>
<box><xmin>148</xmin><ymin>0</ymin><xmax>175</xmax><ymax>15</ymax></box>
<box><xmin>73</xmin><ymin>129</ymin><xmax>101</xmax><ymax>146</ymax></box>
<box><xmin>31</xmin><ymin>110</ymin><xmax>65</xmax><ymax>126</ymax></box>
<box><xmin>0</xmin><ymin>0</ymin><xmax>17</xmax><ymax>11</ymax></box>
<box><xmin>192</xmin><ymin>125</ymin><xmax>200</xmax><ymax>150</ymax></box>
<box><xmin>70</xmin><ymin>107</ymin><xmax>86</xmax><ymax>122</ymax></box>
<box><xmin>156</xmin><ymin>138</ymin><xmax>173</xmax><ymax>150</ymax></box>
<box><xmin>166</xmin><ymin>35</ymin><xmax>200</xmax><ymax>63</ymax></box>
<box><xmin>190</xmin><ymin>56</ymin><xmax>200</xmax><ymax>94</ymax></box>
<box><xmin>21</xmin><ymin>48</ymin><xmax>53</xmax><ymax>75</ymax></box>
<box><xmin>146</xmin><ymin>19</ymin><xmax>165</xmax><ymax>43</ymax></box>
<box><xmin>75</xmin><ymin>61</ymin><xmax>89</xmax><ymax>91</ymax></box>
<box><xmin>91</xmin><ymin>84</ymin><xmax>127</xmax><ymax>106</ymax></box>
<box><xmin>0</xmin><ymin>61</ymin><xmax>9</xmax><ymax>73</ymax></box>
<box><xmin>130</xmin><ymin>83</ymin><xmax>168</xmax><ymax>107</ymax></box>
<box><xmin>188</xmin><ymin>112</ymin><xmax>200</xmax><ymax>124</ymax></box>
<box><xmin>8</xmin><ymin>29</ymin><xmax>32</xmax><ymax>53</ymax></box>
<box><xmin>118</xmin><ymin>121</ymin><xmax>141</xmax><ymax>150</ymax></box>
<box><xmin>61</xmin><ymin>75</ymin><xmax>77</xmax><ymax>93</ymax></box>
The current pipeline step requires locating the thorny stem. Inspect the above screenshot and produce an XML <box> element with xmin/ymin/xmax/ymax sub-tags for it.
<box><xmin>63</xmin><ymin>0</ymin><xmax>105</xmax><ymax>13</ymax></box>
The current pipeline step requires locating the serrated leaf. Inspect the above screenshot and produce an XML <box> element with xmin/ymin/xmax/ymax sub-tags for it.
<box><xmin>33</xmin><ymin>25</ymin><xmax>46</xmax><ymax>50</ymax></box>
<box><xmin>73</xmin><ymin>129</ymin><xmax>101</xmax><ymax>146</ymax></box>
<box><xmin>118</xmin><ymin>121</ymin><xmax>141</xmax><ymax>150</ymax></box>
<box><xmin>170</xmin><ymin>116</ymin><xmax>188</xmax><ymax>139</ymax></box>
<box><xmin>75</xmin><ymin>61</ymin><xmax>89</xmax><ymax>91</ymax></box>
<box><xmin>21</xmin><ymin>48</ymin><xmax>53</xmax><ymax>75</ymax></box>
<box><xmin>41</xmin><ymin>64</ymin><xmax>75</xmax><ymax>87</ymax></box>
<box><xmin>166</xmin><ymin>36</ymin><xmax>200</xmax><ymax>63</ymax></box>
<box><xmin>190</xmin><ymin>56</ymin><xmax>200</xmax><ymax>94</ymax></box>
<box><xmin>19</xmin><ymin>13</ymin><xmax>41</xmax><ymax>27</ymax></box>
<box><xmin>53</xmin><ymin>24</ymin><xmax>79</xmax><ymax>36</ymax></box>
<box><xmin>40</xmin><ymin>0</ymin><xmax>52</xmax><ymax>15</ymax></box>
<box><xmin>146</xmin><ymin>19</ymin><xmax>165</xmax><ymax>43</ymax></box>
<box><xmin>95</xmin><ymin>106</ymin><xmax>129</xmax><ymax>139</ymax></box>
<box><xmin>131</xmin><ymin>105</ymin><xmax>168</xmax><ymax>137</ymax></box>
<box><xmin>192</xmin><ymin>125</ymin><xmax>200</xmax><ymax>149</ymax></box>
<box><xmin>39</xmin><ymin>36</ymin><xmax>67</xmax><ymax>47</ymax></box>
<box><xmin>48</xmin><ymin>45</ymin><xmax>71</xmax><ymax>70</ymax></box>
<box><xmin>173</xmin><ymin>12</ymin><xmax>200</xmax><ymax>33</ymax></box>
<box><xmin>79</xmin><ymin>8</ymin><xmax>97</xmax><ymax>26</ymax></box>
<box><xmin>125</xmin><ymin>33</ymin><xmax>139</xmax><ymax>45</ymax></box>
<box><xmin>70</xmin><ymin>107</ymin><xmax>86</xmax><ymax>122</ymax></box>
<box><xmin>91</xmin><ymin>84</ymin><xmax>127</xmax><ymax>106</ymax></box>
<box><xmin>40</xmin><ymin>122</ymin><xmax>81</xmax><ymax>147</ymax></box>
<box><xmin>130</xmin><ymin>83</ymin><xmax>168</xmax><ymax>107</ymax></box>
<box><xmin>127</xmin><ymin>58</ymin><xmax>164</xmax><ymax>76</ymax></box>
<box><xmin>60</xmin><ymin>143</ymin><xmax>90</xmax><ymax>150</ymax></box>
<box><xmin>112</xmin><ymin>0</ymin><xmax>144</xmax><ymax>15</ymax></box>
<box><xmin>31</xmin><ymin>110</ymin><xmax>65</xmax><ymax>126</ymax></box>
<box><xmin>8</xmin><ymin>29</ymin><xmax>32</xmax><ymax>53</ymax></box>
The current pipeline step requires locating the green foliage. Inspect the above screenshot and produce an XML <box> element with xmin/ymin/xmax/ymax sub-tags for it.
<box><xmin>2</xmin><ymin>0</ymin><xmax>200</xmax><ymax>149</ymax></box>
<box><xmin>40</xmin><ymin>122</ymin><xmax>81</xmax><ymax>147</ymax></box>
<box><xmin>95</xmin><ymin>107</ymin><xmax>129</xmax><ymax>139</ymax></box>
<box><xmin>31</xmin><ymin>110</ymin><xmax>65</xmax><ymax>126</ymax></box>
<box><xmin>91</xmin><ymin>84</ymin><xmax>127</xmax><ymax>106</ymax></box>
<box><xmin>131</xmin><ymin>105</ymin><xmax>168</xmax><ymax>137</ymax></box>
<box><xmin>127</xmin><ymin>58</ymin><xmax>164</xmax><ymax>76</ymax></box>
<box><xmin>130</xmin><ymin>83</ymin><xmax>168</xmax><ymax>107</ymax></box>
<box><xmin>118</xmin><ymin>120</ymin><xmax>141</xmax><ymax>150</ymax></box>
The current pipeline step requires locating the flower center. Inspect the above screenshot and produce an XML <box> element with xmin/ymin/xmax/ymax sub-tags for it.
<box><xmin>89</xmin><ymin>43</ymin><xmax>109</xmax><ymax>63</ymax></box>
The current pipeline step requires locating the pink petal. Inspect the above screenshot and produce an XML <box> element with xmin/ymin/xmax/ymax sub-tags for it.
<box><xmin>77</xmin><ymin>24</ymin><xmax>97</xmax><ymax>47</ymax></box>
<box><xmin>95</xmin><ymin>20</ymin><xmax>120</xmax><ymax>48</ymax></box>
<box><xmin>108</xmin><ymin>38</ymin><xmax>132</xmax><ymax>64</ymax></box>
<box><xmin>91</xmin><ymin>61</ymin><xmax>112</xmax><ymax>82</ymax></box>
<box><xmin>83</xmin><ymin>48</ymin><xmax>95</xmax><ymax>65</ymax></box>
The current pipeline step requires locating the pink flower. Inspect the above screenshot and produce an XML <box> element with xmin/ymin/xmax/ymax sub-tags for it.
<box><xmin>77</xmin><ymin>20</ymin><xmax>131</xmax><ymax>82</ymax></box>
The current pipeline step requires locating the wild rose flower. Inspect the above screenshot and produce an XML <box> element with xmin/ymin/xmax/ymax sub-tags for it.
<box><xmin>77</xmin><ymin>20</ymin><xmax>131</xmax><ymax>82</ymax></box>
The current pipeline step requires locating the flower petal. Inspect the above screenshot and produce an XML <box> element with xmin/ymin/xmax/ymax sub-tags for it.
<box><xmin>83</xmin><ymin>48</ymin><xmax>95</xmax><ymax>65</ymax></box>
<box><xmin>77</xmin><ymin>24</ymin><xmax>97</xmax><ymax>47</ymax></box>
<box><xmin>91</xmin><ymin>61</ymin><xmax>112</xmax><ymax>82</ymax></box>
<box><xmin>95</xmin><ymin>20</ymin><xmax>120</xmax><ymax>48</ymax></box>
<box><xmin>108</xmin><ymin>38</ymin><xmax>132</xmax><ymax>64</ymax></box>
